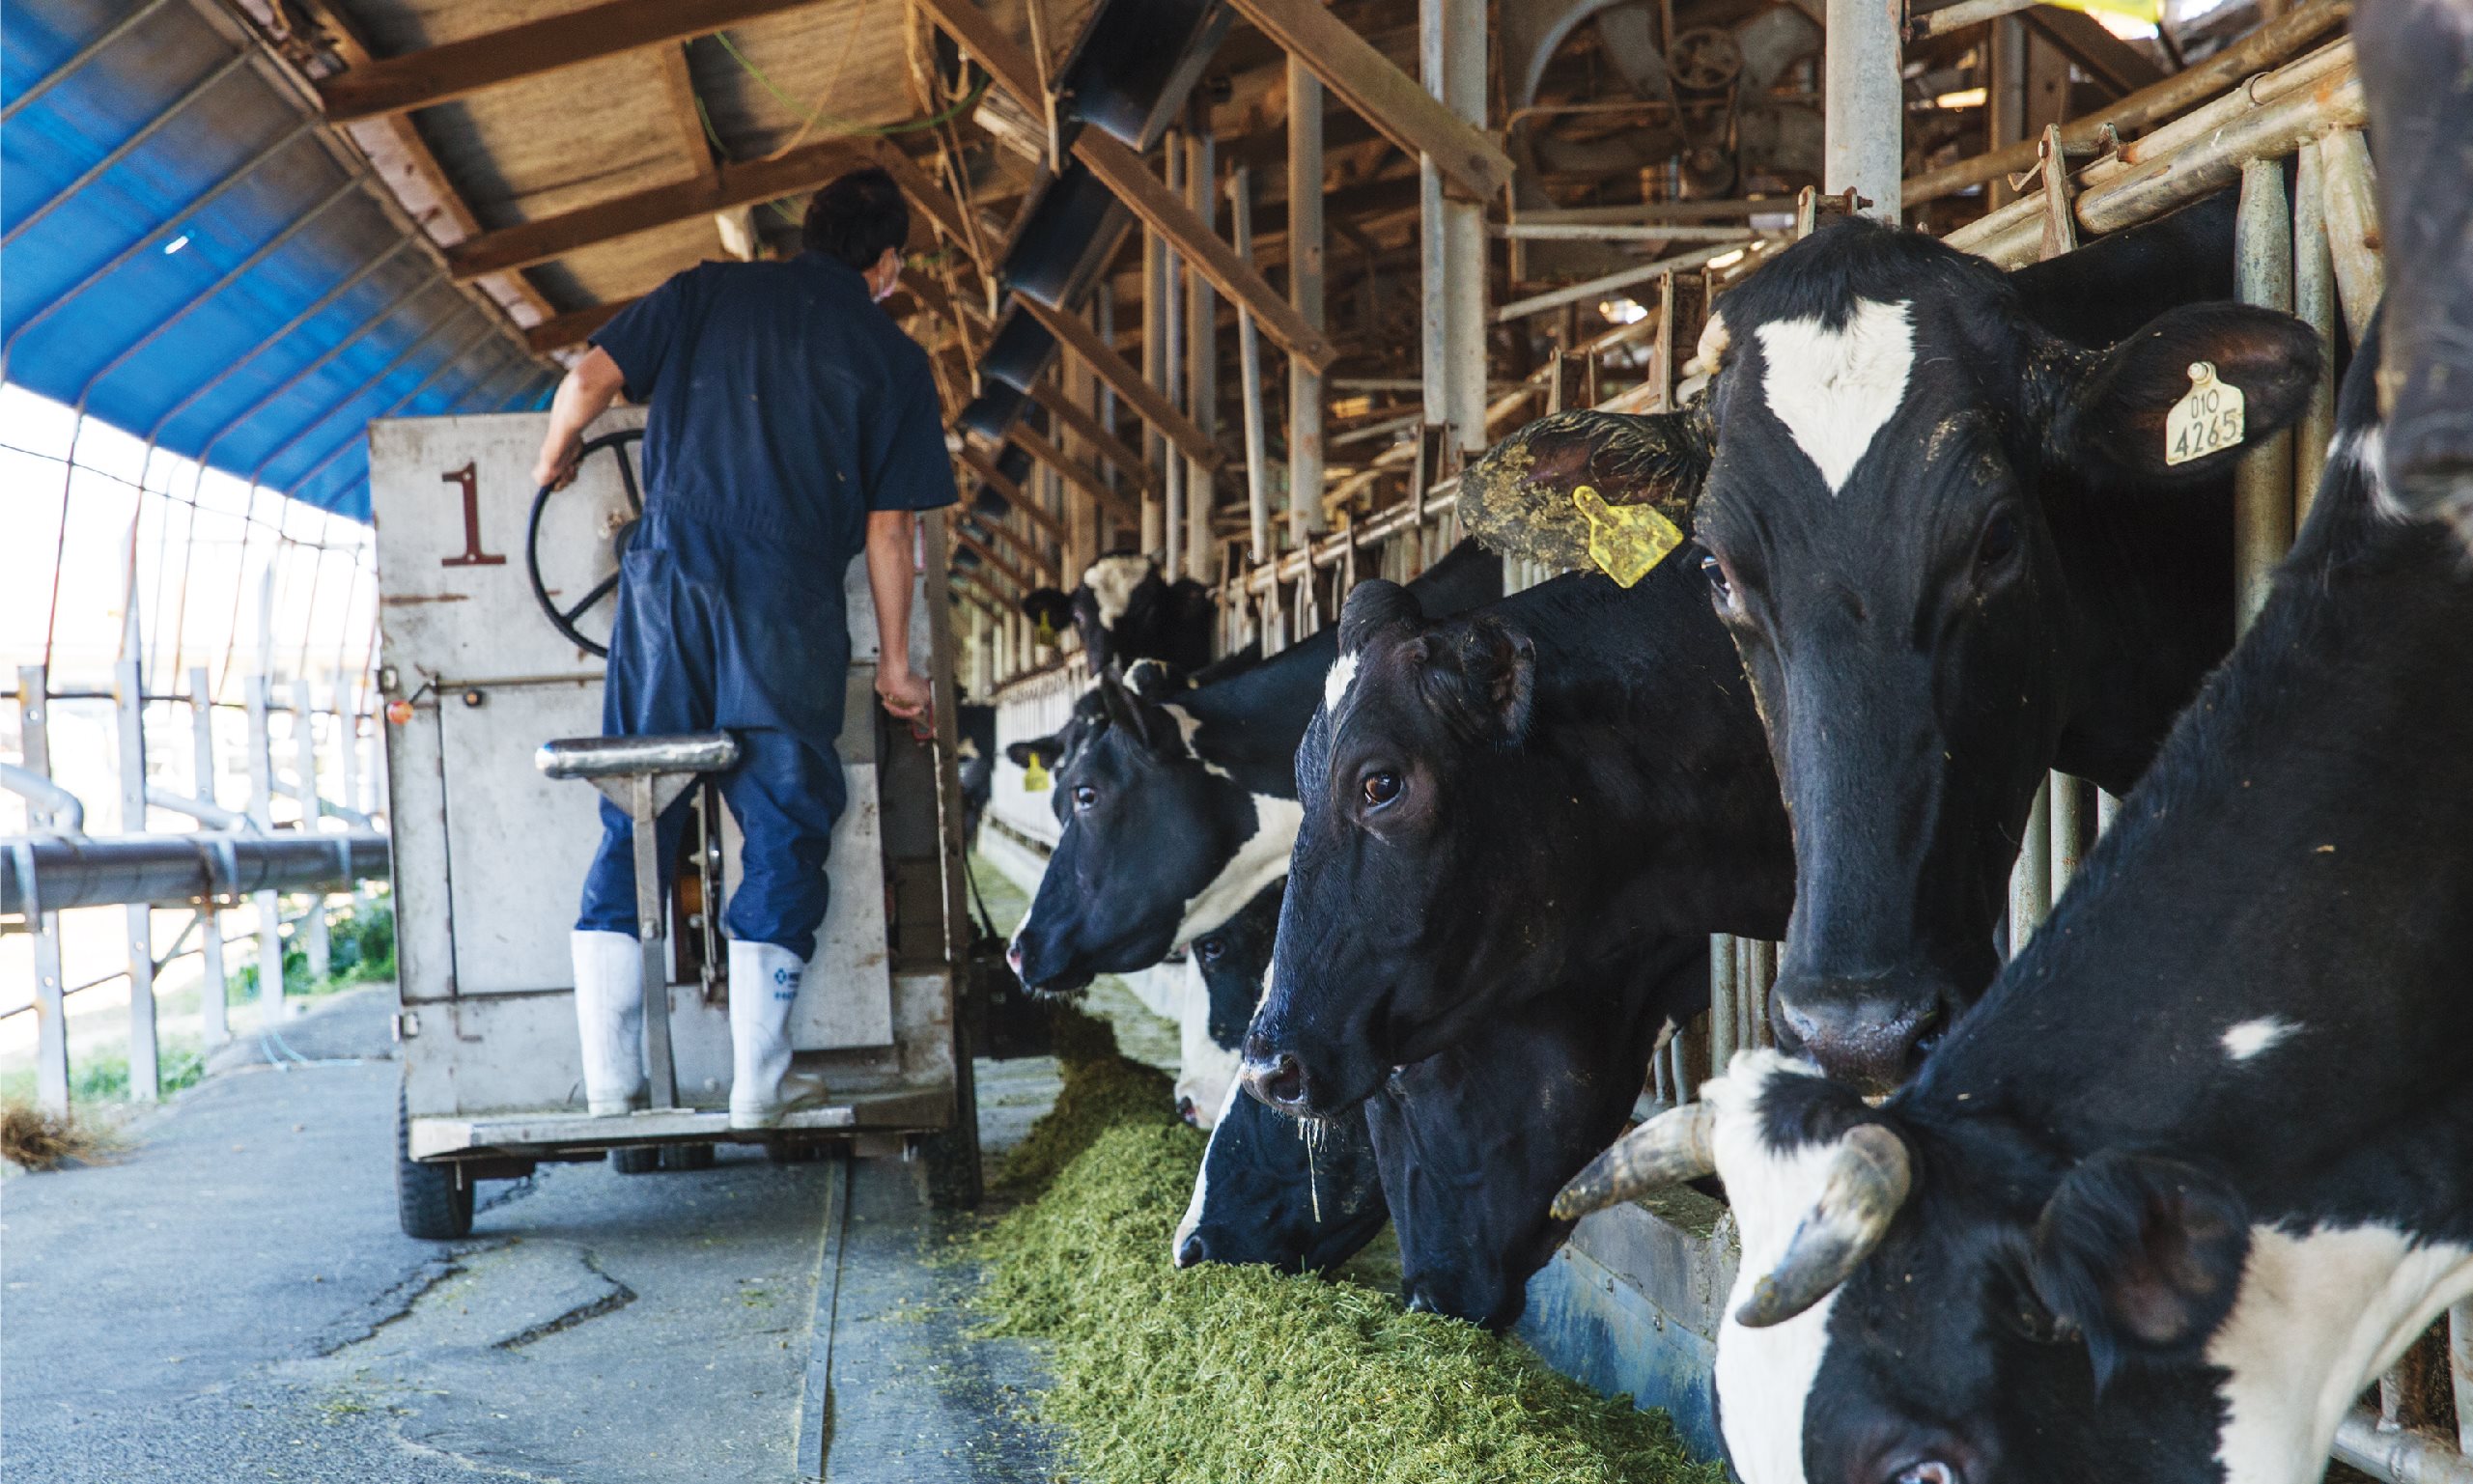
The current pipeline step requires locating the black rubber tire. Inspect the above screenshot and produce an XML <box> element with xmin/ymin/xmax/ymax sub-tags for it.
<box><xmin>608</xmin><ymin>1146</ymin><xmax>660</xmax><ymax>1175</ymax></box>
<box><xmin>660</xmin><ymin>1141</ymin><xmax>717</xmax><ymax>1171</ymax></box>
<box><xmin>397</xmin><ymin>1084</ymin><xmax>475</xmax><ymax>1241</ymax></box>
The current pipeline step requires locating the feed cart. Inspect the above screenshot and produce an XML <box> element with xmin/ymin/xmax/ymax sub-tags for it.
<box><xmin>369</xmin><ymin>409</ymin><xmax>979</xmax><ymax>1238</ymax></box>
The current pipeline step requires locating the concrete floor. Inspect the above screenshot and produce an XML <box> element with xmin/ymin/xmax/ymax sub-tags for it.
<box><xmin>0</xmin><ymin>978</ymin><xmax>1088</xmax><ymax>1483</ymax></box>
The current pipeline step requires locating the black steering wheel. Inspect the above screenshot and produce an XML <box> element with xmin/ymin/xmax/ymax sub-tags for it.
<box><xmin>527</xmin><ymin>429</ymin><xmax>644</xmax><ymax>658</ymax></box>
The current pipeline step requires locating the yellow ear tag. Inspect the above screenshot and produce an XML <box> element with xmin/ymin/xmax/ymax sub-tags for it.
<box><xmin>1573</xmin><ymin>485</ymin><xmax>1683</xmax><ymax>588</ymax></box>
<box><xmin>1035</xmin><ymin>615</ymin><xmax>1057</xmax><ymax>646</ymax></box>
<box><xmin>1023</xmin><ymin>752</ymin><xmax>1051</xmax><ymax>793</ymax></box>
<box><xmin>2164</xmin><ymin>361</ymin><xmax>2245</xmax><ymax>467</ymax></box>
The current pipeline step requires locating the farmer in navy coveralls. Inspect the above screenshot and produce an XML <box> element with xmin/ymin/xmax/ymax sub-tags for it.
<box><xmin>529</xmin><ymin>168</ymin><xmax>954</xmax><ymax>1129</ymax></box>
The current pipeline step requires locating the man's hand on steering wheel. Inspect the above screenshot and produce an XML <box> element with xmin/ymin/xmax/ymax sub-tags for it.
<box><xmin>533</xmin><ymin>436</ymin><xmax>582</xmax><ymax>492</ymax></box>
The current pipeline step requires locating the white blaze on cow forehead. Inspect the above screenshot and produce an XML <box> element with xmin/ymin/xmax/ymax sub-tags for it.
<box><xmin>1706</xmin><ymin>1050</ymin><xmax>1844</xmax><ymax>1484</ymax></box>
<box><xmin>1083</xmin><ymin>553</ymin><xmax>1154</xmax><ymax>631</ymax></box>
<box><xmin>1172</xmin><ymin>1074</ymin><xmax>1250</xmax><ymax>1261</ymax></box>
<box><xmin>1323</xmin><ymin>651</ymin><xmax>1360</xmax><ymax>716</ymax></box>
<box><xmin>1754</xmin><ymin>298</ymin><xmax>1916</xmax><ymax>495</ymax></box>
<box><xmin>1176</xmin><ymin>794</ymin><xmax>1304</xmax><ymax>945</ymax></box>
<box><xmin>2221</xmin><ymin>1016</ymin><xmax>2300</xmax><ymax>1062</ymax></box>
<box><xmin>2208</xmin><ymin>1224</ymin><xmax>2473</xmax><ymax>1483</ymax></box>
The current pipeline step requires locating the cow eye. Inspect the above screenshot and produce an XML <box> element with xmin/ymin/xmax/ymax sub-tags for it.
<box><xmin>1361</xmin><ymin>771</ymin><xmax>1402</xmax><ymax>808</ymax></box>
<box><xmin>1196</xmin><ymin>938</ymin><xmax>1224</xmax><ymax>962</ymax></box>
<box><xmin>1072</xmin><ymin>784</ymin><xmax>1098</xmax><ymax>810</ymax></box>
<box><xmin>1978</xmin><ymin>511</ymin><xmax>2020</xmax><ymax>570</ymax></box>
<box><xmin>1892</xmin><ymin>1464</ymin><xmax>1958</xmax><ymax>1484</ymax></box>
<box><xmin>1700</xmin><ymin>552</ymin><xmax>1731</xmax><ymax>602</ymax></box>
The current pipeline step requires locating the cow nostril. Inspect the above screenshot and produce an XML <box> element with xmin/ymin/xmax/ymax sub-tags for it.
<box><xmin>1176</xmin><ymin>1233</ymin><xmax>1208</xmax><ymax>1268</ymax></box>
<box><xmin>1176</xmin><ymin>1096</ymin><xmax>1198</xmax><ymax>1127</ymax></box>
<box><xmin>1005</xmin><ymin>940</ymin><xmax>1024</xmax><ymax>972</ymax></box>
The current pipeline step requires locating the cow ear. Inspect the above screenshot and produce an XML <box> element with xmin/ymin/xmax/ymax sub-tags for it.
<box><xmin>1431</xmin><ymin>616</ymin><xmax>1537</xmax><ymax>745</ymax></box>
<box><xmin>2048</xmin><ymin>304</ymin><xmax>2321</xmax><ymax>486</ymax></box>
<box><xmin>1460</xmin><ymin>409</ymin><xmax>1712</xmax><ymax>578</ymax></box>
<box><xmin>1120</xmin><ymin>658</ymin><xmax>1190</xmax><ymax>700</ymax></box>
<box><xmin>1004</xmin><ymin>737</ymin><xmax>1054</xmax><ymax>770</ymax></box>
<box><xmin>1338</xmin><ymin>579</ymin><xmax>1424</xmax><ymax>655</ymax></box>
<box><xmin>2029</xmin><ymin>1150</ymin><xmax>2250</xmax><ymax>1388</ymax></box>
<box><xmin>1096</xmin><ymin>674</ymin><xmax>1172</xmax><ymax>755</ymax></box>
<box><xmin>1022</xmin><ymin>587</ymin><xmax>1075</xmax><ymax>632</ymax></box>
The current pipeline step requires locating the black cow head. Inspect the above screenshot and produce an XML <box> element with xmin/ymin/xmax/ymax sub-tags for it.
<box><xmin>1020</xmin><ymin>586</ymin><xmax>1078</xmax><ymax>650</ymax></box>
<box><xmin>1473</xmin><ymin>221</ymin><xmax>2318</xmax><ymax>1092</ymax></box>
<box><xmin>1176</xmin><ymin>880</ymin><xmax>1283</xmax><ymax>1129</ymax></box>
<box><xmin>1555</xmin><ymin>1052</ymin><xmax>2254</xmax><ymax>1484</ymax></box>
<box><xmin>1173</xmin><ymin>1091</ymin><xmax>1387</xmax><ymax>1275</ymax></box>
<box><xmin>1022</xmin><ymin>554</ymin><xmax>1221</xmax><ymax>675</ymax></box>
<box><xmin>1006</xmin><ymin>673</ymin><xmax>1295</xmax><ymax>995</ymax></box>
<box><xmin>1241</xmin><ymin>579</ymin><xmax>1561</xmax><ymax>1115</ymax></box>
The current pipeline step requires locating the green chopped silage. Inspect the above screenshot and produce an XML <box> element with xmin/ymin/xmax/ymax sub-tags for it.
<box><xmin>992</xmin><ymin>1002</ymin><xmax>1179</xmax><ymax>1196</ymax></box>
<box><xmin>974</xmin><ymin>1088</ymin><xmax>1724</xmax><ymax>1484</ymax></box>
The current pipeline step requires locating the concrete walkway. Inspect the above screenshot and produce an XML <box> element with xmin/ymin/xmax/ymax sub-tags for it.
<box><xmin>0</xmin><ymin>984</ymin><xmax>1070</xmax><ymax>1483</ymax></box>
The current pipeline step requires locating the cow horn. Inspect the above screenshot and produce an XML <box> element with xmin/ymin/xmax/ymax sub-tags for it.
<box><xmin>1551</xmin><ymin>1101</ymin><xmax>1716</xmax><ymax>1220</ymax></box>
<box><xmin>1732</xmin><ymin>1123</ymin><xmax>1912</xmax><ymax>1330</ymax></box>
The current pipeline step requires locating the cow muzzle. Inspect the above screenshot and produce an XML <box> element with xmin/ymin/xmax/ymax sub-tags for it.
<box><xmin>1770</xmin><ymin>973</ymin><xmax>1958</xmax><ymax>1096</ymax></box>
<box><xmin>1237</xmin><ymin>1038</ymin><xmax>1312</xmax><ymax>1115</ymax></box>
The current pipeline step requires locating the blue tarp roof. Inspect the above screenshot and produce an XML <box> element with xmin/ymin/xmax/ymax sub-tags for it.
<box><xmin>0</xmin><ymin>0</ymin><xmax>554</xmax><ymax>521</ymax></box>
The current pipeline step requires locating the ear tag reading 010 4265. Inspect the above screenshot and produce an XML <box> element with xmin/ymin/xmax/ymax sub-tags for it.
<box><xmin>1023</xmin><ymin>752</ymin><xmax>1051</xmax><ymax>793</ymax></box>
<box><xmin>1573</xmin><ymin>486</ymin><xmax>1684</xmax><ymax>588</ymax></box>
<box><xmin>2164</xmin><ymin>361</ymin><xmax>2245</xmax><ymax>467</ymax></box>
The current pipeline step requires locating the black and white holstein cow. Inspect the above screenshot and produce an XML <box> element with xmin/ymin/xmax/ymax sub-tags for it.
<box><xmin>1554</xmin><ymin>307</ymin><xmax>2473</xmax><ymax>1482</ymax></box>
<box><xmin>1005</xmin><ymin>541</ymin><xmax>1501</xmax><ymax>996</ymax></box>
<box><xmin>1177</xmin><ymin>880</ymin><xmax>1706</xmax><ymax>1328</ymax></box>
<box><xmin>1021</xmin><ymin>552</ymin><xmax>1222</xmax><ymax>677</ymax></box>
<box><xmin>1244</xmin><ymin>555</ymin><xmax>1791</xmax><ymax>1118</ymax></box>
<box><xmin>1476</xmin><ymin>193</ymin><xmax>2321</xmax><ymax>1091</ymax></box>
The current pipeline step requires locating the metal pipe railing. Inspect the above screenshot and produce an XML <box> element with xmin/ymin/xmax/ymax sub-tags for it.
<box><xmin>0</xmin><ymin>833</ymin><xmax>389</xmax><ymax>915</ymax></box>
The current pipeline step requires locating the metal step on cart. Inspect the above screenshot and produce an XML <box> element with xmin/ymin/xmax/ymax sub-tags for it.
<box><xmin>368</xmin><ymin>409</ymin><xmax>980</xmax><ymax>1239</ymax></box>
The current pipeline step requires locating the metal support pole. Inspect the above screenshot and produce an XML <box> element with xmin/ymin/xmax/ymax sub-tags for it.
<box><xmin>1185</xmin><ymin>127</ymin><xmax>1219</xmax><ymax>582</ymax></box>
<box><xmin>2318</xmin><ymin>128</ymin><xmax>2385</xmax><ymax>345</ymax></box>
<box><xmin>630</xmin><ymin>775</ymin><xmax>680</xmax><ymax>1109</ymax></box>
<box><xmin>293</xmin><ymin>682</ymin><xmax>329</xmax><ymax>983</ymax></box>
<box><xmin>2293</xmin><ymin>139</ymin><xmax>2338</xmax><ymax>525</ymax></box>
<box><xmin>1709</xmin><ymin>933</ymin><xmax>1738</xmax><ymax>1073</ymax></box>
<box><xmin>115</xmin><ymin>657</ymin><xmax>160</xmax><ymax>1101</ymax></box>
<box><xmin>2009</xmin><ymin>777</ymin><xmax>2053</xmax><ymax>954</ymax></box>
<box><xmin>1141</xmin><ymin>218</ymin><xmax>1167</xmax><ymax>561</ymax></box>
<box><xmin>333</xmin><ymin>674</ymin><xmax>368</xmax><ymax>912</ymax></box>
<box><xmin>1288</xmin><ymin>59</ymin><xmax>1327</xmax><ymax>546</ymax></box>
<box><xmin>1826</xmin><ymin>0</ymin><xmax>1904</xmax><ymax>222</ymax></box>
<box><xmin>19</xmin><ymin>666</ymin><xmax>72</xmax><ymax>1114</ymax></box>
<box><xmin>1228</xmin><ymin>167</ymin><xmax>1272</xmax><ymax>564</ymax></box>
<box><xmin>190</xmin><ymin>668</ymin><xmax>229</xmax><ymax>1049</ymax></box>
<box><xmin>2049</xmin><ymin>770</ymin><xmax>2089</xmax><ymax>902</ymax></box>
<box><xmin>1162</xmin><ymin>133</ymin><xmax>1188</xmax><ymax>580</ymax></box>
<box><xmin>2234</xmin><ymin>158</ymin><xmax>2295</xmax><ymax>633</ymax></box>
<box><xmin>2452</xmin><ymin>1300</ymin><xmax>2472</xmax><ymax>1453</ymax></box>
<box><xmin>245</xmin><ymin>674</ymin><xmax>284</xmax><ymax>1019</ymax></box>
<box><xmin>1419</xmin><ymin>0</ymin><xmax>1490</xmax><ymax>457</ymax></box>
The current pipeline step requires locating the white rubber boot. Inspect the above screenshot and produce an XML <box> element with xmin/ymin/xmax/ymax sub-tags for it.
<box><xmin>572</xmin><ymin>929</ymin><xmax>647</xmax><ymax>1115</ymax></box>
<box><xmin>729</xmin><ymin>939</ymin><xmax>829</xmax><ymax>1129</ymax></box>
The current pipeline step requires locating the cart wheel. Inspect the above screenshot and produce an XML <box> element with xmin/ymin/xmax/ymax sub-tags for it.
<box><xmin>397</xmin><ymin>1085</ymin><xmax>474</xmax><ymax>1240</ymax></box>
<box><xmin>661</xmin><ymin>1142</ymin><xmax>717</xmax><ymax>1171</ymax></box>
<box><xmin>609</xmin><ymin>1146</ymin><xmax>660</xmax><ymax>1175</ymax></box>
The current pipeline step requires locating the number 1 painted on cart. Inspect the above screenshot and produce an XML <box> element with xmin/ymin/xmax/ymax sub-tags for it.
<box><xmin>439</xmin><ymin>462</ymin><xmax>505</xmax><ymax>567</ymax></box>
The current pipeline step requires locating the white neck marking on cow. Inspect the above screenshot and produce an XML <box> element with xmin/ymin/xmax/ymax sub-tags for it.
<box><xmin>1754</xmin><ymin>298</ymin><xmax>1916</xmax><ymax>495</ymax></box>
<box><xmin>1707</xmin><ymin>1050</ymin><xmax>1842</xmax><ymax>1484</ymax></box>
<box><xmin>2221</xmin><ymin>1016</ymin><xmax>2299</xmax><ymax>1062</ymax></box>
<box><xmin>1172</xmin><ymin>1072</ymin><xmax>1250</xmax><ymax>1261</ymax></box>
<box><xmin>1323</xmin><ymin>651</ymin><xmax>1360</xmax><ymax>716</ymax></box>
<box><xmin>1174</xmin><ymin>954</ymin><xmax>1246</xmax><ymax>1131</ymax></box>
<box><xmin>1161</xmin><ymin>702</ymin><xmax>1232</xmax><ymax>779</ymax></box>
<box><xmin>2209</xmin><ymin>1224</ymin><xmax>2473</xmax><ymax>1482</ymax></box>
<box><xmin>1175</xmin><ymin>794</ymin><xmax>1304</xmax><ymax>945</ymax></box>
<box><xmin>2338</xmin><ymin>424</ymin><xmax>2417</xmax><ymax>526</ymax></box>
<box><xmin>1083</xmin><ymin>554</ymin><xmax>1154</xmax><ymax>631</ymax></box>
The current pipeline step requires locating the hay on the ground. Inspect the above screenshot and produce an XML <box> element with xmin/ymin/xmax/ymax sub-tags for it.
<box><xmin>1</xmin><ymin>1102</ymin><xmax>110</xmax><ymax>1171</ymax></box>
<box><xmin>994</xmin><ymin>1002</ymin><xmax>1176</xmax><ymax>1195</ymax></box>
<box><xmin>974</xmin><ymin>1067</ymin><xmax>1723</xmax><ymax>1484</ymax></box>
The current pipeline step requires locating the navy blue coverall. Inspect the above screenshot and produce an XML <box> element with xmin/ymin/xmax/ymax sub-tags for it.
<box><xmin>575</xmin><ymin>252</ymin><xmax>955</xmax><ymax>960</ymax></box>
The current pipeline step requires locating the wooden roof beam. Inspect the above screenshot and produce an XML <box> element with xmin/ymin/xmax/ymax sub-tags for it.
<box><xmin>443</xmin><ymin>135</ymin><xmax>966</xmax><ymax>281</ymax></box>
<box><xmin>317</xmin><ymin>0</ymin><xmax>827</xmax><ymax>125</ymax></box>
<box><xmin>960</xmin><ymin>507</ymin><xmax>1054</xmax><ymax>575</ymax></box>
<box><xmin>1013</xmin><ymin>295</ymin><xmax>1220</xmax><ymax>470</ymax></box>
<box><xmin>525</xmin><ymin>299</ymin><xmax>633</xmax><ymax>353</ymax></box>
<box><xmin>657</xmin><ymin>43</ymin><xmax>719</xmax><ymax>184</ymax></box>
<box><xmin>955</xmin><ymin>444</ymin><xmax>1071</xmax><ymax>546</ymax></box>
<box><xmin>912</xmin><ymin>0</ymin><xmax>1340</xmax><ymax>370</ymax></box>
<box><xmin>1223</xmin><ymin>0</ymin><xmax>1512</xmax><ymax>204</ymax></box>
<box><xmin>951</xmin><ymin>527</ymin><xmax>1038</xmax><ymax>592</ymax></box>
<box><xmin>1007</xmin><ymin>423</ymin><xmax>1142</xmax><ymax>528</ymax></box>
<box><xmin>1026</xmin><ymin>378</ymin><xmax>1162</xmax><ymax>499</ymax></box>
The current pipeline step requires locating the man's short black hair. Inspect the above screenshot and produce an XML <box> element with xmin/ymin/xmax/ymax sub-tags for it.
<box><xmin>802</xmin><ymin>166</ymin><xmax>910</xmax><ymax>272</ymax></box>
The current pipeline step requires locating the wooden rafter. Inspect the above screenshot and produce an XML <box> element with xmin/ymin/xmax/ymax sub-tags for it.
<box><xmin>442</xmin><ymin>134</ymin><xmax>970</xmax><ymax>283</ymax></box>
<box><xmin>525</xmin><ymin>299</ymin><xmax>634</xmax><ymax>354</ymax></box>
<box><xmin>316</xmin><ymin>0</ymin><xmax>827</xmax><ymax>124</ymax></box>
<box><xmin>1013</xmin><ymin>295</ymin><xmax>1220</xmax><ymax>470</ymax></box>
<box><xmin>912</xmin><ymin>0</ymin><xmax>1340</xmax><ymax>371</ymax></box>
<box><xmin>1026</xmin><ymin>378</ymin><xmax>1162</xmax><ymax>499</ymax></box>
<box><xmin>951</xmin><ymin>527</ymin><xmax>1036</xmax><ymax>593</ymax></box>
<box><xmin>1223</xmin><ymin>0</ymin><xmax>1513</xmax><ymax>203</ymax></box>
<box><xmin>1007</xmin><ymin>423</ymin><xmax>1141</xmax><ymax>527</ymax></box>
<box><xmin>656</xmin><ymin>43</ymin><xmax>718</xmax><ymax>183</ymax></box>
<box><xmin>963</xmin><ymin>507</ymin><xmax>1053</xmax><ymax>575</ymax></box>
<box><xmin>954</xmin><ymin>444</ymin><xmax>1070</xmax><ymax>546</ymax></box>
<box><xmin>2017</xmin><ymin>6</ymin><xmax>2167</xmax><ymax>96</ymax></box>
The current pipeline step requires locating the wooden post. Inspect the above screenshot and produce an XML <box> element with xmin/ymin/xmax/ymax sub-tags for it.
<box><xmin>116</xmin><ymin>656</ymin><xmax>160</xmax><ymax>1101</ymax></box>
<box><xmin>19</xmin><ymin>665</ymin><xmax>71</xmax><ymax>1114</ymax></box>
<box><xmin>191</xmin><ymin>667</ymin><xmax>229</xmax><ymax>1049</ymax></box>
<box><xmin>2292</xmin><ymin>139</ymin><xmax>2338</xmax><ymax>525</ymax></box>
<box><xmin>1229</xmin><ymin>166</ymin><xmax>1272</xmax><ymax>563</ymax></box>
<box><xmin>1141</xmin><ymin>215</ymin><xmax>1169</xmax><ymax>560</ymax></box>
<box><xmin>1184</xmin><ymin>126</ymin><xmax>1218</xmax><ymax>582</ymax></box>
<box><xmin>1288</xmin><ymin>58</ymin><xmax>1326</xmax><ymax>546</ymax></box>
<box><xmin>2234</xmin><ymin>158</ymin><xmax>2295</xmax><ymax>632</ymax></box>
